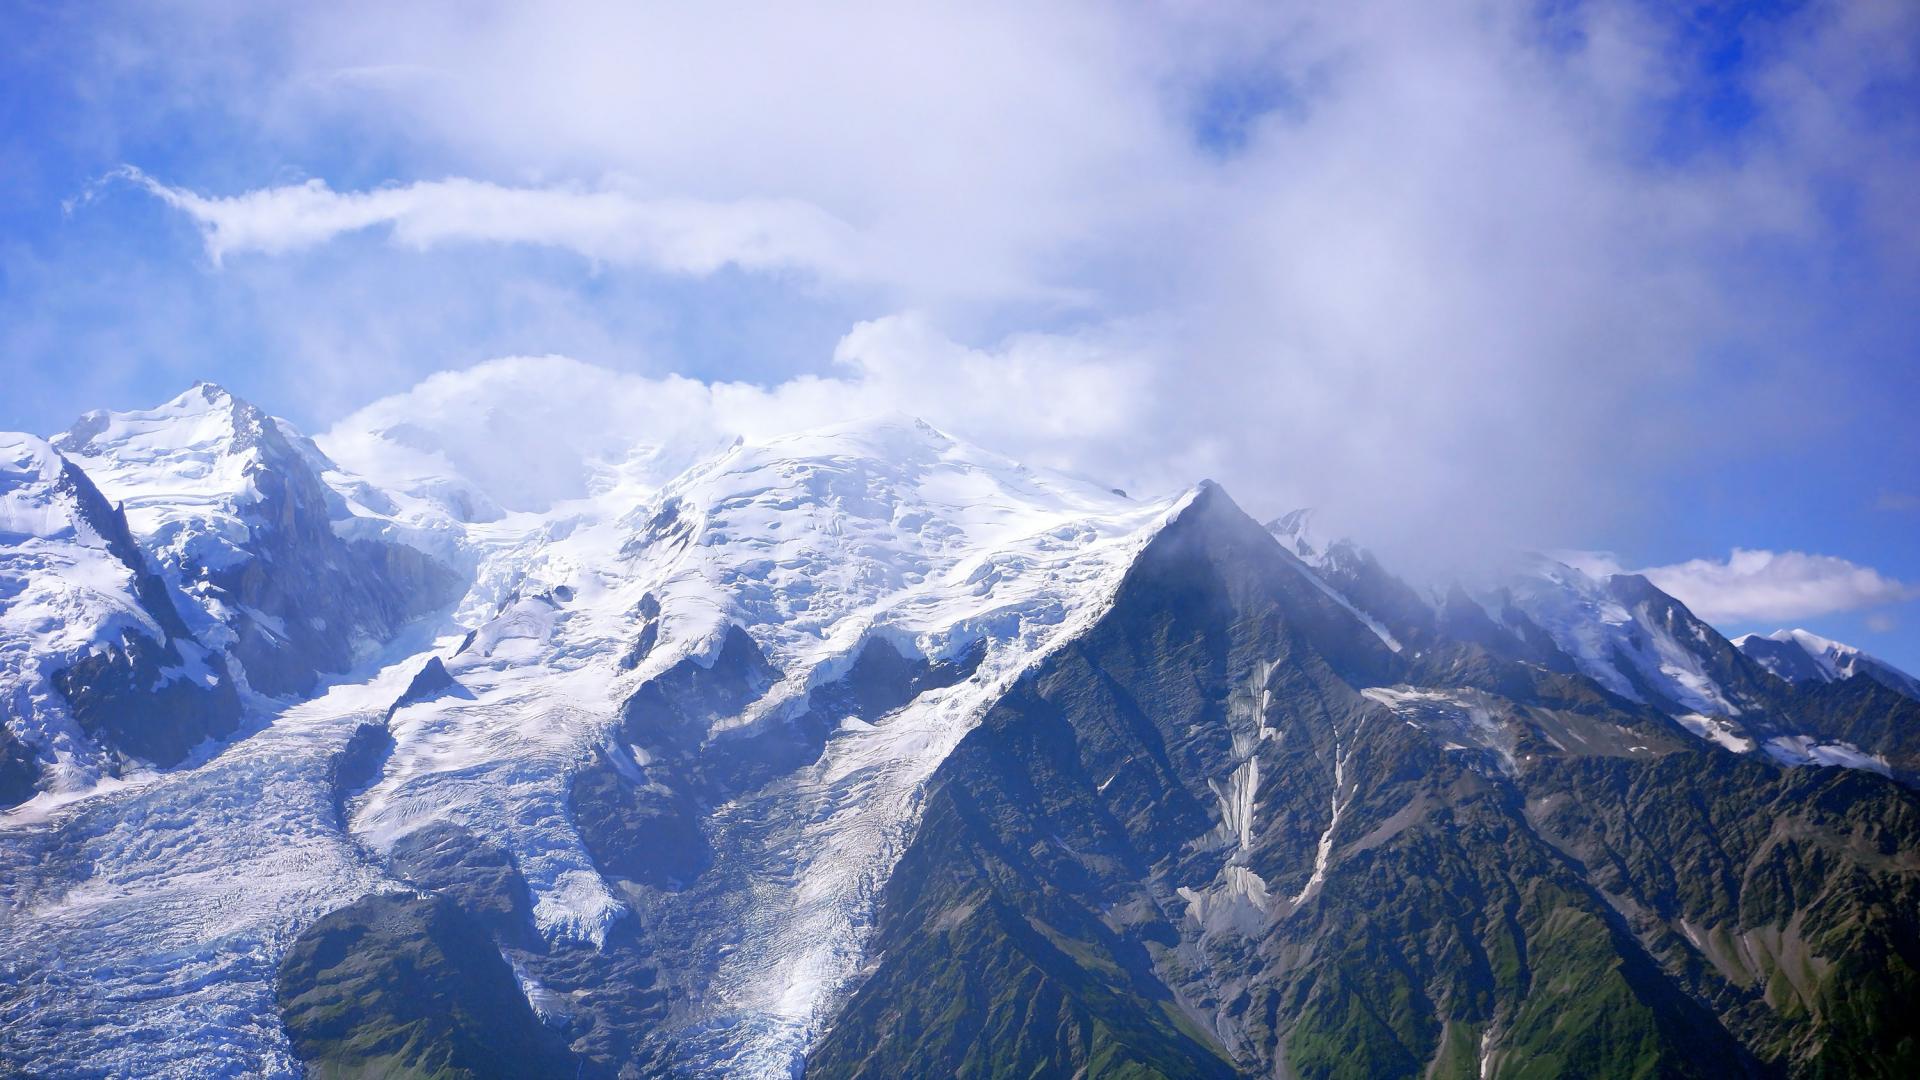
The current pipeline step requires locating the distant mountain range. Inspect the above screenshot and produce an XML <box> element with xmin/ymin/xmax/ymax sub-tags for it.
<box><xmin>3</xmin><ymin>375</ymin><xmax>1917</xmax><ymax>1078</ymax></box>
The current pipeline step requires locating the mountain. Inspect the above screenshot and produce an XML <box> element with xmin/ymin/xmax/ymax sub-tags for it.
<box><xmin>52</xmin><ymin>382</ymin><xmax>462</xmax><ymax>699</ymax></box>
<box><xmin>1738</xmin><ymin>628</ymin><xmax>1920</xmax><ymax>702</ymax></box>
<box><xmin>1266</xmin><ymin>517</ymin><xmax>1920</xmax><ymax>787</ymax></box>
<box><xmin>349</xmin><ymin>416</ymin><xmax>1192</xmax><ymax>1073</ymax></box>
<box><xmin>3</xmin><ymin>374</ymin><xmax>1918</xmax><ymax>1078</ymax></box>
<box><xmin>0</xmin><ymin>432</ymin><xmax>240</xmax><ymax>804</ymax></box>
<box><xmin>817</xmin><ymin>488</ymin><xmax>1919</xmax><ymax>1079</ymax></box>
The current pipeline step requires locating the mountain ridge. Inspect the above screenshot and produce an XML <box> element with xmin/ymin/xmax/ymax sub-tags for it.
<box><xmin>2</xmin><ymin>377</ymin><xmax>1917</xmax><ymax>1078</ymax></box>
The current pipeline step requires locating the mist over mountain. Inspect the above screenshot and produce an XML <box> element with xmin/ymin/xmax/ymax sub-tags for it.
<box><xmin>3</xmin><ymin>375</ymin><xmax>1918</xmax><ymax>1078</ymax></box>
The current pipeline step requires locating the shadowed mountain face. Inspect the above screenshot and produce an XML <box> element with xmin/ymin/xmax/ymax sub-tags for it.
<box><xmin>809</xmin><ymin>487</ymin><xmax>1920</xmax><ymax>1079</ymax></box>
<box><xmin>4</xmin><ymin>388</ymin><xmax>1919</xmax><ymax>1079</ymax></box>
<box><xmin>276</xmin><ymin>891</ymin><xmax>580</xmax><ymax>1079</ymax></box>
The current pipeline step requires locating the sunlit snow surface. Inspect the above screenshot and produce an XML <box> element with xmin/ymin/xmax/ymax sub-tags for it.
<box><xmin>1501</xmin><ymin>556</ymin><xmax>1740</xmax><ymax>716</ymax></box>
<box><xmin>4</xmin><ymin>411</ymin><xmax>1188</xmax><ymax>1077</ymax></box>
<box><xmin>1736</xmin><ymin>628</ymin><xmax>1920</xmax><ymax>701</ymax></box>
<box><xmin>0</xmin><ymin>433</ymin><xmax>191</xmax><ymax>796</ymax></box>
<box><xmin>1761</xmin><ymin>734</ymin><xmax>1891</xmax><ymax>776</ymax></box>
<box><xmin>352</xmin><ymin>417</ymin><xmax>1190</xmax><ymax>1075</ymax></box>
<box><xmin>54</xmin><ymin>383</ymin><xmax>273</xmax><ymax>589</ymax></box>
<box><xmin>1362</xmin><ymin>686</ymin><xmax>1517</xmax><ymax>774</ymax></box>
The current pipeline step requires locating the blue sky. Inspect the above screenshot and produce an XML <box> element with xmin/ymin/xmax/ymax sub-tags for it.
<box><xmin>3</xmin><ymin>0</ymin><xmax>1917</xmax><ymax>669</ymax></box>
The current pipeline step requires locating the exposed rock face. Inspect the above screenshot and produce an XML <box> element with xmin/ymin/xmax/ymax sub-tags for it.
<box><xmin>1601</xmin><ymin>572</ymin><xmax>1781</xmax><ymax>717</ymax></box>
<box><xmin>1776</xmin><ymin>675</ymin><xmax>1920</xmax><ymax>777</ymax></box>
<box><xmin>50</xmin><ymin>632</ymin><xmax>241</xmax><ymax>766</ymax></box>
<box><xmin>0</xmin><ymin>728</ymin><xmax>37</xmax><ymax>807</ymax></box>
<box><xmin>809</xmin><ymin>486</ymin><xmax>1920</xmax><ymax>1079</ymax></box>
<box><xmin>388</xmin><ymin>655</ymin><xmax>469</xmax><ymax>715</ymax></box>
<box><xmin>389</xmin><ymin>823</ymin><xmax>539</xmax><ymax>946</ymax></box>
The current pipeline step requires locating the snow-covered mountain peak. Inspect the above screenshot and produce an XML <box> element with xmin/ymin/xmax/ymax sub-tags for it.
<box><xmin>38</xmin><ymin>384</ymin><xmax>467</xmax><ymax>702</ymax></box>
<box><xmin>1755</xmin><ymin>628</ymin><xmax>1851</xmax><ymax>678</ymax></box>
<box><xmin>49</xmin><ymin>382</ymin><xmax>290</xmax><ymax>547</ymax></box>
<box><xmin>1</xmin><ymin>432</ymin><xmax>63</xmax><ymax>488</ymax></box>
<box><xmin>615</xmin><ymin>412</ymin><xmax>1159</xmax><ymax>673</ymax></box>
<box><xmin>1734</xmin><ymin>629</ymin><xmax>1835</xmax><ymax>682</ymax></box>
<box><xmin>1736</xmin><ymin>627</ymin><xmax>1920</xmax><ymax>699</ymax></box>
<box><xmin>57</xmin><ymin>380</ymin><xmax>261</xmax><ymax>457</ymax></box>
<box><xmin>1496</xmin><ymin>553</ymin><xmax>1761</xmax><ymax>717</ymax></box>
<box><xmin>0</xmin><ymin>434</ymin><xmax>91</xmax><ymax>544</ymax></box>
<box><xmin>338</xmin><ymin>412</ymin><xmax>1196</xmax><ymax>1069</ymax></box>
<box><xmin>1266</xmin><ymin>507</ymin><xmax>1323</xmax><ymax>564</ymax></box>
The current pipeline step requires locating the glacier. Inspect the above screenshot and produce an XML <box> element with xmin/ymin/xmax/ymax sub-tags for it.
<box><xmin>3</xmin><ymin>392</ymin><xmax>1195</xmax><ymax>1077</ymax></box>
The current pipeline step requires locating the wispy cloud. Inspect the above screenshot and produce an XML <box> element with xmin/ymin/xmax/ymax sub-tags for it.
<box><xmin>108</xmin><ymin>166</ymin><xmax>862</xmax><ymax>278</ymax></box>
<box><xmin>1567</xmin><ymin>549</ymin><xmax>1918</xmax><ymax>623</ymax></box>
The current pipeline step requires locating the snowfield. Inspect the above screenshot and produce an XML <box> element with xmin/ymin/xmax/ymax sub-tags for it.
<box><xmin>1</xmin><ymin>432</ymin><xmax>214</xmax><ymax>798</ymax></box>
<box><xmin>349</xmin><ymin>416</ymin><xmax>1193</xmax><ymax>1074</ymax></box>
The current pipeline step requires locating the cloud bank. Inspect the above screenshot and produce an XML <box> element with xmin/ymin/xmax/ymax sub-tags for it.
<box><xmin>47</xmin><ymin>0</ymin><xmax>1920</xmax><ymax>582</ymax></box>
<box><xmin>318</xmin><ymin>331</ymin><xmax>1155</xmax><ymax>514</ymax></box>
<box><xmin>1566</xmin><ymin>549</ymin><xmax>1919</xmax><ymax>623</ymax></box>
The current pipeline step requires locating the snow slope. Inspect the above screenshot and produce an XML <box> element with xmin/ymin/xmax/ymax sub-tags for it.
<box><xmin>0</xmin><ymin>633</ymin><xmax>442</xmax><ymax>1077</ymax></box>
<box><xmin>1736</xmin><ymin>628</ymin><xmax>1920</xmax><ymax>701</ymax></box>
<box><xmin>0</xmin><ymin>433</ymin><xmax>227</xmax><ymax>799</ymax></box>
<box><xmin>347</xmin><ymin>414</ymin><xmax>1192</xmax><ymax>1075</ymax></box>
<box><xmin>1499</xmin><ymin>556</ymin><xmax>1746</xmax><ymax>716</ymax></box>
<box><xmin>53</xmin><ymin>383</ymin><xmax>275</xmax><ymax>583</ymax></box>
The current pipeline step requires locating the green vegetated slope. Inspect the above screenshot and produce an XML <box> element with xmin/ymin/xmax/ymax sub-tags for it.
<box><xmin>276</xmin><ymin>892</ymin><xmax>580</xmax><ymax>1080</ymax></box>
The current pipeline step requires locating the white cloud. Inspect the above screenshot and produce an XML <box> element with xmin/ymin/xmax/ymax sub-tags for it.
<box><xmin>317</xmin><ymin>320</ymin><xmax>1157</xmax><ymax>513</ymax></box>
<box><xmin>829</xmin><ymin>314</ymin><xmax>1156</xmax><ymax>473</ymax></box>
<box><xmin>113</xmin><ymin>167</ymin><xmax>861</xmax><ymax>277</ymax></box>
<box><xmin>1566</xmin><ymin>549</ymin><xmax>1918</xmax><ymax>623</ymax></box>
<box><xmin>54</xmin><ymin>0</ymin><xmax>1920</xmax><ymax>575</ymax></box>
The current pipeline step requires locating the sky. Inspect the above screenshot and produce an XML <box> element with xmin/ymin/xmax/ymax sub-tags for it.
<box><xmin>2</xmin><ymin>0</ymin><xmax>1917</xmax><ymax>668</ymax></box>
